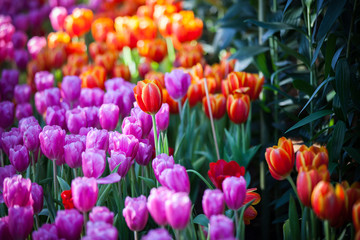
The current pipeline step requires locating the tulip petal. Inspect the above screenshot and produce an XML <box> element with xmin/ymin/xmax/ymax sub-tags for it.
<box><xmin>97</xmin><ymin>173</ymin><xmax>121</xmax><ymax>184</ymax></box>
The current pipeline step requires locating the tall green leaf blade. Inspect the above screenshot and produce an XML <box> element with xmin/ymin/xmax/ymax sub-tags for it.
<box><xmin>335</xmin><ymin>59</ymin><xmax>350</xmax><ymax>118</ymax></box>
<box><xmin>276</xmin><ymin>40</ymin><xmax>310</xmax><ymax>68</ymax></box>
<box><xmin>289</xmin><ymin>196</ymin><xmax>300</xmax><ymax>240</ymax></box>
<box><xmin>285</xmin><ymin>110</ymin><xmax>333</xmax><ymax>133</ymax></box>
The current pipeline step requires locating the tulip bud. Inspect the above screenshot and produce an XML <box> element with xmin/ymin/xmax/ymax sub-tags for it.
<box><xmin>1</xmin><ymin>128</ymin><xmax>23</xmax><ymax>156</ymax></box>
<box><xmin>222</xmin><ymin>176</ymin><xmax>247</xmax><ymax>210</ymax></box>
<box><xmin>156</xmin><ymin>103</ymin><xmax>170</xmax><ymax>131</ymax></box>
<box><xmin>64</xmin><ymin>138</ymin><xmax>85</xmax><ymax>169</ymax></box>
<box><xmin>12</xmin><ymin>31</ymin><xmax>28</xmax><ymax>49</ymax></box>
<box><xmin>0</xmin><ymin>165</ymin><xmax>16</xmax><ymax>192</ymax></box>
<box><xmin>121</xmin><ymin>116</ymin><xmax>142</xmax><ymax>140</ymax></box>
<box><xmin>61</xmin><ymin>189</ymin><xmax>74</xmax><ymax>209</ymax></box>
<box><xmin>108</xmin><ymin>132</ymin><xmax>139</xmax><ymax>160</ymax></box>
<box><xmin>209</xmin><ymin>215</ymin><xmax>235</xmax><ymax>240</ymax></box>
<box><xmin>9</xmin><ymin>145</ymin><xmax>30</xmax><ymax>172</ymax></box>
<box><xmin>23</xmin><ymin>124</ymin><xmax>41</xmax><ymax>153</ymax></box>
<box><xmin>108</xmin><ymin>150</ymin><xmax>132</xmax><ymax>177</ymax></box>
<box><xmin>208</xmin><ymin>159</ymin><xmax>245</xmax><ymax>190</ymax></box>
<box><xmin>66</xmin><ymin>108</ymin><xmax>87</xmax><ymax>134</ymax></box>
<box><xmin>83</xmin><ymin>106</ymin><xmax>100</xmax><ymax>128</ymax></box>
<box><xmin>85</xmin><ymin>221</ymin><xmax>118</xmax><ymax>240</ymax></box>
<box><xmin>265</xmin><ymin>137</ymin><xmax>295</xmax><ymax>180</ymax></box>
<box><xmin>152</xmin><ymin>153</ymin><xmax>175</xmax><ymax>182</ymax></box>
<box><xmin>86</xmin><ymin>128</ymin><xmax>108</xmax><ymax>152</ymax></box>
<box><xmin>147</xmin><ymin>187</ymin><xmax>173</xmax><ymax>226</ymax></box>
<box><xmin>55</xmin><ymin>209</ymin><xmax>84</xmax><ymax>240</ymax></box>
<box><xmin>0</xmin><ymin>101</ymin><xmax>14</xmax><ymax>129</ymax></box>
<box><xmin>99</xmin><ymin>103</ymin><xmax>119</xmax><ymax>131</ymax></box>
<box><xmin>82</xmin><ymin>148</ymin><xmax>106</xmax><ymax>179</ymax></box>
<box><xmin>3</xmin><ymin>175</ymin><xmax>33</xmax><ymax>208</ymax></box>
<box><xmin>8</xmin><ymin>205</ymin><xmax>33</xmax><ymax>240</ymax></box>
<box><xmin>123</xmin><ymin>195</ymin><xmax>148</xmax><ymax>231</ymax></box>
<box><xmin>202</xmin><ymin>189</ymin><xmax>225</xmax><ymax>218</ymax></box>
<box><xmin>165</xmin><ymin>192</ymin><xmax>191</xmax><ymax>229</ymax></box>
<box><xmin>134</xmin><ymin>79</ymin><xmax>163</xmax><ymax>114</ymax></box>
<box><xmin>32</xmin><ymin>224</ymin><xmax>58</xmax><ymax>240</ymax></box>
<box><xmin>61</xmin><ymin>76</ymin><xmax>82</xmax><ymax>103</ymax></box>
<box><xmin>226</xmin><ymin>92</ymin><xmax>250</xmax><ymax>124</ymax></box>
<box><xmin>34</xmin><ymin>71</ymin><xmax>54</xmax><ymax>91</ymax></box>
<box><xmin>131</xmin><ymin>103</ymin><xmax>152</xmax><ymax>138</ymax></box>
<box><xmin>135</xmin><ymin>139</ymin><xmax>153</xmax><ymax>166</ymax></box>
<box><xmin>49</xmin><ymin>6</ymin><xmax>67</xmax><ymax>31</ymax></box>
<box><xmin>46</xmin><ymin>105</ymin><xmax>66</xmax><ymax>129</ymax></box>
<box><xmin>71</xmin><ymin>177</ymin><xmax>98</xmax><ymax>212</ymax></box>
<box><xmin>164</xmin><ymin>69</ymin><xmax>191</xmax><ymax>100</ymax></box>
<box><xmin>142</xmin><ymin>228</ymin><xmax>172</xmax><ymax>240</ymax></box>
<box><xmin>15</xmin><ymin>103</ymin><xmax>33</xmax><ymax>121</ymax></box>
<box><xmin>31</xmin><ymin>182</ymin><xmax>44</xmax><ymax>214</ymax></box>
<box><xmin>89</xmin><ymin>206</ymin><xmax>114</xmax><ymax>225</ymax></box>
<box><xmin>159</xmin><ymin>164</ymin><xmax>190</xmax><ymax>193</ymax></box>
<box><xmin>39</xmin><ymin>125</ymin><xmax>66</xmax><ymax>161</ymax></box>
<box><xmin>0</xmin><ymin>217</ymin><xmax>11</xmax><ymax>240</ymax></box>
<box><xmin>202</xmin><ymin>94</ymin><xmax>226</xmax><ymax>119</ymax></box>
<box><xmin>14</xmin><ymin>84</ymin><xmax>31</xmax><ymax>104</ymax></box>
<box><xmin>80</xmin><ymin>88</ymin><xmax>104</xmax><ymax>108</ymax></box>
<box><xmin>296</xmin><ymin>145</ymin><xmax>329</xmax><ymax>171</ymax></box>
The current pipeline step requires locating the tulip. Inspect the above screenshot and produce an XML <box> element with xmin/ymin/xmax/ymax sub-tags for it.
<box><xmin>108</xmin><ymin>132</ymin><xmax>139</xmax><ymax>160</ymax></box>
<box><xmin>43</xmin><ymin>88</ymin><xmax>61</xmax><ymax>108</ymax></box>
<box><xmin>133</xmin><ymin>79</ymin><xmax>163</xmax><ymax>114</ymax></box>
<box><xmin>135</xmin><ymin>139</ymin><xmax>153</xmax><ymax>166</ymax></box>
<box><xmin>0</xmin><ymin>217</ymin><xmax>11</xmax><ymax>240</ymax></box>
<box><xmin>9</xmin><ymin>145</ymin><xmax>30</xmax><ymax>172</ymax></box>
<box><xmin>138</xmin><ymin>60</ymin><xmax>151</xmax><ymax>78</ymax></box>
<box><xmin>137</xmin><ymin>39</ymin><xmax>167</xmax><ymax>63</ymax></box>
<box><xmin>108</xmin><ymin>151</ymin><xmax>132</xmax><ymax>177</ymax></box>
<box><xmin>22</xmin><ymin>124</ymin><xmax>41</xmax><ymax>153</ymax></box>
<box><xmin>35</xmin><ymin>91</ymin><xmax>47</xmax><ymax>115</ymax></box>
<box><xmin>83</xmin><ymin>106</ymin><xmax>100</xmax><ymax>128</ymax></box>
<box><xmin>1</xmin><ymin>128</ymin><xmax>23</xmax><ymax>156</ymax></box>
<box><xmin>79</xmin><ymin>88</ymin><xmax>104</xmax><ymax>107</ymax></box>
<box><xmin>46</xmin><ymin>105</ymin><xmax>66</xmax><ymax>129</ymax></box>
<box><xmin>0</xmin><ymin>165</ymin><xmax>16</xmax><ymax>192</ymax></box>
<box><xmin>131</xmin><ymin>103</ymin><xmax>153</xmax><ymax>138</ymax></box>
<box><xmin>123</xmin><ymin>195</ymin><xmax>148</xmax><ymax>231</ymax></box>
<box><xmin>121</xmin><ymin>116</ymin><xmax>142</xmax><ymax>140</ymax></box>
<box><xmin>105</xmin><ymin>78</ymin><xmax>127</xmax><ymax>91</ymax></box>
<box><xmin>226</xmin><ymin>92</ymin><xmax>250</xmax><ymax>124</ymax></box>
<box><xmin>15</xmin><ymin>103</ymin><xmax>33</xmax><ymax>120</ymax></box>
<box><xmin>3</xmin><ymin>175</ymin><xmax>33</xmax><ymax>208</ymax></box>
<box><xmin>202</xmin><ymin>189</ymin><xmax>225</xmax><ymax>218</ymax></box>
<box><xmin>55</xmin><ymin>209</ymin><xmax>84</xmax><ymax>240</ymax></box>
<box><xmin>84</xmin><ymin>221</ymin><xmax>118</xmax><ymax>240</ymax></box>
<box><xmin>208</xmin><ymin>159</ymin><xmax>245</xmax><ymax>190</ymax></box>
<box><xmin>71</xmin><ymin>177</ymin><xmax>98</xmax><ymax>212</ymax></box>
<box><xmin>99</xmin><ymin>103</ymin><xmax>119</xmax><ymax>131</ymax></box>
<box><xmin>227</xmin><ymin>72</ymin><xmax>264</xmax><ymax>100</ymax></box>
<box><xmin>156</xmin><ymin>103</ymin><xmax>170</xmax><ymax>131</ymax></box>
<box><xmin>14</xmin><ymin>49</ymin><xmax>29</xmax><ymax>70</ymax></box>
<box><xmin>31</xmin><ymin>182</ymin><xmax>44</xmax><ymax>214</ymax></box>
<box><xmin>0</xmin><ymin>101</ymin><xmax>14</xmax><ymax>129</ymax></box>
<box><xmin>39</xmin><ymin>125</ymin><xmax>66</xmax><ymax>161</ymax></box>
<box><xmin>89</xmin><ymin>206</ymin><xmax>114</xmax><ymax>225</ymax></box>
<box><xmin>311</xmin><ymin>181</ymin><xmax>344</xmax><ymax>226</ymax></box>
<box><xmin>66</xmin><ymin>108</ymin><xmax>87</xmax><ymax>134</ymax></box>
<box><xmin>14</xmin><ymin>84</ymin><xmax>31</xmax><ymax>104</ymax></box>
<box><xmin>222</xmin><ymin>176</ymin><xmax>247</xmax><ymax>210</ymax></box>
<box><xmin>64</xmin><ymin>139</ymin><xmax>85</xmax><ymax>169</ymax></box>
<box><xmin>34</xmin><ymin>71</ymin><xmax>54</xmax><ymax>91</ymax></box>
<box><xmin>19</xmin><ymin>117</ymin><xmax>38</xmax><ymax>134</ymax></box>
<box><xmin>159</xmin><ymin>164</ymin><xmax>190</xmax><ymax>193</ymax></box>
<box><xmin>82</xmin><ymin>148</ymin><xmax>106</xmax><ymax>179</ymax></box>
<box><xmin>142</xmin><ymin>228</ymin><xmax>172</xmax><ymax>240</ymax></box>
<box><xmin>1</xmin><ymin>69</ymin><xmax>19</xmax><ymax>87</ymax></box>
<box><xmin>86</xmin><ymin>128</ymin><xmax>108</xmax><ymax>152</ymax></box>
<box><xmin>164</xmin><ymin>69</ymin><xmax>191</xmax><ymax>101</ymax></box>
<box><xmin>353</xmin><ymin>200</ymin><xmax>360</xmax><ymax>232</ymax></box>
<box><xmin>8</xmin><ymin>205</ymin><xmax>33</xmax><ymax>240</ymax></box>
<box><xmin>147</xmin><ymin>187</ymin><xmax>173</xmax><ymax>226</ymax></box>
<box><xmin>209</xmin><ymin>215</ymin><xmax>235</xmax><ymax>240</ymax></box>
<box><xmin>296</xmin><ymin>145</ymin><xmax>329</xmax><ymax>171</ymax></box>
<box><xmin>165</xmin><ymin>192</ymin><xmax>191</xmax><ymax>229</ymax></box>
<box><xmin>243</xmin><ymin>189</ymin><xmax>261</xmax><ymax>225</ymax></box>
<box><xmin>202</xmin><ymin>94</ymin><xmax>226</xmax><ymax>119</ymax></box>
<box><xmin>49</xmin><ymin>6</ymin><xmax>67</xmax><ymax>31</ymax></box>
<box><xmin>32</xmin><ymin>224</ymin><xmax>58</xmax><ymax>240</ymax></box>
<box><xmin>61</xmin><ymin>76</ymin><xmax>82</xmax><ymax>103</ymax></box>
<box><xmin>61</xmin><ymin>189</ymin><xmax>75</xmax><ymax>209</ymax></box>
<box><xmin>152</xmin><ymin>153</ymin><xmax>175</xmax><ymax>182</ymax></box>
<box><xmin>265</xmin><ymin>137</ymin><xmax>295</xmax><ymax>180</ymax></box>
<box><xmin>12</xmin><ymin>31</ymin><xmax>28</xmax><ymax>49</ymax></box>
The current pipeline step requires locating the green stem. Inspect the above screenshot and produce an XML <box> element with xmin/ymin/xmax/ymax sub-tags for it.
<box><xmin>83</xmin><ymin>212</ymin><xmax>88</xmax><ymax>234</ymax></box>
<box><xmin>310</xmin><ymin>209</ymin><xmax>317</xmax><ymax>240</ymax></box>
<box><xmin>130</xmin><ymin>165</ymin><xmax>136</xmax><ymax>197</ymax></box>
<box><xmin>286</xmin><ymin>176</ymin><xmax>304</xmax><ymax>212</ymax></box>
<box><xmin>0</xmin><ymin>149</ymin><xmax>4</xmax><ymax>167</ymax></box>
<box><xmin>324</xmin><ymin>220</ymin><xmax>330</xmax><ymax>240</ymax></box>
<box><xmin>53</xmin><ymin>160</ymin><xmax>57</xmax><ymax>201</ymax></box>
<box><xmin>31</xmin><ymin>152</ymin><xmax>36</xmax><ymax>183</ymax></box>
<box><xmin>186</xmin><ymin>169</ymin><xmax>213</xmax><ymax>189</ymax></box>
<box><xmin>151</xmin><ymin>114</ymin><xmax>159</xmax><ymax>156</ymax></box>
<box><xmin>206</xmin><ymin>223</ymin><xmax>210</xmax><ymax>240</ymax></box>
<box><xmin>235</xmin><ymin>210</ymin><xmax>240</xmax><ymax>239</ymax></box>
<box><xmin>175</xmin><ymin>230</ymin><xmax>180</xmax><ymax>240</ymax></box>
<box><xmin>177</xmin><ymin>100</ymin><xmax>182</xmax><ymax>120</ymax></box>
<box><xmin>134</xmin><ymin>231</ymin><xmax>138</xmax><ymax>240</ymax></box>
<box><xmin>73</xmin><ymin>168</ymin><xmax>78</xmax><ymax>179</ymax></box>
<box><xmin>241</xmin><ymin>123</ymin><xmax>246</xmax><ymax>153</ymax></box>
<box><xmin>166</xmin><ymin>37</ymin><xmax>176</xmax><ymax>63</ymax></box>
<box><xmin>141</xmin><ymin>166</ymin><xmax>145</xmax><ymax>194</ymax></box>
<box><xmin>35</xmin><ymin>214</ymin><xmax>39</xmax><ymax>230</ymax></box>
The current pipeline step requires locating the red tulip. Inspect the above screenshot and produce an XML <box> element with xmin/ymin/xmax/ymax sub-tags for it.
<box><xmin>342</xmin><ymin>181</ymin><xmax>360</xmax><ymax>222</ymax></box>
<box><xmin>296</xmin><ymin>145</ymin><xmax>329</xmax><ymax>171</ymax></box>
<box><xmin>134</xmin><ymin>79</ymin><xmax>163</xmax><ymax>114</ymax></box>
<box><xmin>202</xmin><ymin>94</ymin><xmax>226</xmax><ymax>119</ymax></box>
<box><xmin>61</xmin><ymin>190</ymin><xmax>74</xmax><ymax>209</ymax></box>
<box><xmin>353</xmin><ymin>200</ymin><xmax>360</xmax><ymax>232</ymax></box>
<box><xmin>226</xmin><ymin>91</ymin><xmax>250</xmax><ymax>124</ymax></box>
<box><xmin>207</xmin><ymin>159</ymin><xmax>245</xmax><ymax>190</ymax></box>
<box><xmin>91</xmin><ymin>18</ymin><xmax>114</xmax><ymax>42</ymax></box>
<box><xmin>243</xmin><ymin>188</ymin><xmax>261</xmax><ymax>225</ymax></box>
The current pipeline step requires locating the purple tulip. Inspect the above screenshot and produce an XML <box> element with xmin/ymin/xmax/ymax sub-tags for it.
<box><xmin>103</xmin><ymin>90</ymin><xmax>122</xmax><ymax>108</ymax></box>
<box><xmin>39</xmin><ymin>125</ymin><xmax>66</xmax><ymax>161</ymax></box>
<box><xmin>108</xmin><ymin>132</ymin><xmax>139</xmax><ymax>160</ymax></box>
<box><xmin>131</xmin><ymin>103</ymin><xmax>152</xmax><ymax>138</ymax></box>
<box><xmin>12</xmin><ymin>31</ymin><xmax>27</xmax><ymax>49</ymax></box>
<box><xmin>27</xmin><ymin>36</ymin><xmax>46</xmax><ymax>59</ymax></box>
<box><xmin>202</xmin><ymin>189</ymin><xmax>225</xmax><ymax>218</ymax></box>
<box><xmin>14</xmin><ymin>84</ymin><xmax>31</xmax><ymax>104</ymax></box>
<box><xmin>71</xmin><ymin>177</ymin><xmax>98</xmax><ymax>212</ymax></box>
<box><xmin>32</xmin><ymin>224</ymin><xmax>58</xmax><ymax>240</ymax></box>
<box><xmin>66</xmin><ymin>108</ymin><xmax>87</xmax><ymax>134</ymax></box>
<box><xmin>0</xmin><ymin>81</ymin><xmax>15</xmax><ymax>102</ymax></box>
<box><xmin>28</xmin><ymin>9</ymin><xmax>43</xmax><ymax>28</ymax></box>
<box><xmin>44</xmin><ymin>88</ymin><xmax>61</xmax><ymax>108</ymax></box>
<box><xmin>79</xmin><ymin>127</ymin><xmax>92</xmax><ymax>136</ymax></box>
<box><xmin>34</xmin><ymin>71</ymin><xmax>54</xmax><ymax>91</ymax></box>
<box><xmin>159</xmin><ymin>164</ymin><xmax>190</xmax><ymax>193</ymax></box>
<box><xmin>99</xmin><ymin>103</ymin><xmax>119</xmax><ymax>131</ymax></box>
<box><xmin>89</xmin><ymin>206</ymin><xmax>114</xmax><ymax>225</ymax></box>
<box><xmin>14</xmin><ymin>49</ymin><xmax>29</xmax><ymax>70</ymax></box>
<box><xmin>55</xmin><ymin>209</ymin><xmax>83</xmax><ymax>240</ymax></box>
<box><xmin>156</xmin><ymin>103</ymin><xmax>170</xmax><ymax>131</ymax></box>
<box><xmin>135</xmin><ymin>139</ymin><xmax>153</xmax><ymax>166</ymax></box>
<box><xmin>65</xmin><ymin>134</ymin><xmax>86</xmax><ymax>145</ymax></box>
<box><xmin>9</xmin><ymin>145</ymin><xmax>30</xmax><ymax>172</ymax></box>
<box><xmin>49</xmin><ymin>6</ymin><xmax>67</xmax><ymax>31</ymax></box>
<box><xmin>86</xmin><ymin>129</ymin><xmax>108</xmax><ymax>152</ymax></box>
<box><xmin>0</xmin><ymin>70</ymin><xmax>17</xmax><ymax>101</ymax></box>
<box><xmin>104</xmin><ymin>78</ymin><xmax>125</xmax><ymax>91</ymax></box>
<box><xmin>147</xmin><ymin>187</ymin><xmax>173</xmax><ymax>226</ymax></box>
<box><xmin>61</xmin><ymin>76</ymin><xmax>81</xmax><ymax>103</ymax></box>
<box><xmin>83</xmin><ymin>106</ymin><xmax>100</xmax><ymax>128</ymax></box>
<box><xmin>15</xmin><ymin>103</ymin><xmax>33</xmax><ymax>120</ymax></box>
<box><xmin>3</xmin><ymin>175</ymin><xmax>33</xmax><ymax>208</ymax></box>
<box><xmin>1</xmin><ymin>128</ymin><xmax>22</xmax><ymax>156</ymax></box>
<box><xmin>222</xmin><ymin>176</ymin><xmax>246</xmax><ymax>210</ymax></box>
<box><xmin>79</xmin><ymin>88</ymin><xmax>104</xmax><ymax>107</ymax></box>
<box><xmin>13</xmin><ymin>14</ymin><xmax>28</xmax><ymax>32</ymax></box>
<box><xmin>0</xmin><ymin>217</ymin><xmax>11</xmax><ymax>240</ymax></box>
<box><xmin>152</xmin><ymin>153</ymin><xmax>174</xmax><ymax>182</ymax></box>
<box><xmin>8</xmin><ymin>205</ymin><xmax>34</xmax><ymax>240</ymax></box>
<box><xmin>82</xmin><ymin>148</ymin><xmax>106</xmax><ymax>178</ymax></box>
<box><xmin>108</xmin><ymin>151</ymin><xmax>132</xmax><ymax>177</ymax></box>
<box><xmin>0</xmin><ymin>101</ymin><xmax>14</xmax><ymax>129</ymax></box>
<box><xmin>34</xmin><ymin>91</ymin><xmax>47</xmax><ymax>114</ymax></box>
<box><xmin>121</xmin><ymin>116</ymin><xmax>142</xmax><ymax>139</ymax></box>
<box><xmin>142</xmin><ymin>228</ymin><xmax>172</xmax><ymax>240</ymax></box>
<box><xmin>123</xmin><ymin>195</ymin><xmax>148</xmax><ymax>231</ymax></box>
<box><xmin>64</xmin><ymin>139</ymin><xmax>85</xmax><ymax>169</ymax></box>
<box><xmin>1</xmin><ymin>69</ymin><xmax>19</xmax><ymax>86</ymax></box>
<box><xmin>165</xmin><ymin>192</ymin><xmax>191</xmax><ymax>229</ymax></box>
<box><xmin>164</xmin><ymin>69</ymin><xmax>191</xmax><ymax>100</ymax></box>
<box><xmin>209</xmin><ymin>215</ymin><xmax>235</xmax><ymax>240</ymax></box>
<box><xmin>19</xmin><ymin>116</ymin><xmax>38</xmax><ymax>134</ymax></box>
<box><xmin>49</xmin><ymin>0</ymin><xmax>76</xmax><ymax>8</ymax></box>
<box><xmin>23</xmin><ymin>124</ymin><xmax>41</xmax><ymax>152</ymax></box>
<box><xmin>85</xmin><ymin>221</ymin><xmax>118</xmax><ymax>240</ymax></box>
<box><xmin>0</xmin><ymin>165</ymin><xmax>16</xmax><ymax>192</ymax></box>
<box><xmin>31</xmin><ymin>182</ymin><xmax>44</xmax><ymax>214</ymax></box>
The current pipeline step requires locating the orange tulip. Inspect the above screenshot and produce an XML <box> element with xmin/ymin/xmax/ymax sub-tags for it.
<box><xmin>174</xmin><ymin>47</ymin><xmax>203</xmax><ymax>68</ymax></box>
<box><xmin>134</xmin><ymin>79</ymin><xmax>163</xmax><ymax>114</ymax></box>
<box><xmin>221</xmin><ymin>80</ymin><xmax>230</xmax><ymax>98</ymax></box>
<box><xmin>80</xmin><ymin>66</ymin><xmax>106</xmax><ymax>89</ymax></box>
<box><xmin>171</xmin><ymin>11</ymin><xmax>203</xmax><ymax>43</ymax></box>
<box><xmin>91</xmin><ymin>17</ymin><xmax>114</xmax><ymax>42</ymax></box>
<box><xmin>65</xmin><ymin>42</ymin><xmax>87</xmax><ymax>55</ymax></box>
<box><xmin>106</xmin><ymin>31</ymin><xmax>127</xmax><ymax>51</ymax></box>
<box><xmin>163</xmin><ymin>88</ymin><xmax>178</xmax><ymax>114</ymax></box>
<box><xmin>47</xmin><ymin>32</ymin><xmax>70</xmax><ymax>49</ymax></box>
<box><xmin>243</xmin><ymin>188</ymin><xmax>261</xmax><ymax>225</ymax></box>
<box><xmin>265</xmin><ymin>137</ymin><xmax>295</xmax><ymax>180</ymax></box>
<box><xmin>353</xmin><ymin>200</ymin><xmax>360</xmax><ymax>232</ymax></box>
<box><xmin>89</xmin><ymin>42</ymin><xmax>108</xmax><ymax>60</ymax></box>
<box><xmin>137</xmin><ymin>5</ymin><xmax>153</xmax><ymax>18</ymax></box>
<box><xmin>186</xmin><ymin>81</ymin><xmax>202</xmax><ymax>107</ymax></box>
<box><xmin>64</xmin><ymin>8</ymin><xmax>93</xmax><ymax>37</ymax></box>
<box><xmin>220</xmin><ymin>53</ymin><xmax>236</xmax><ymax>78</ymax></box>
<box><xmin>202</xmin><ymin>94</ymin><xmax>226</xmax><ymax>120</ymax></box>
<box><xmin>46</xmin><ymin>46</ymin><xmax>67</xmax><ymax>69</ymax></box>
<box><xmin>226</xmin><ymin>91</ymin><xmax>250</xmax><ymax>124</ymax></box>
<box><xmin>145</xmin><ymin>71</ymin><xmax>165</xmax><ymax>88</ymax></box>
<box><xmin>296</xmin><ymin>145</ymin><xmax>329</xmax><ymax>171</ymax></box>
<box><xmin>112</xmin><ymin>64</ymin><xmax>131</xmax><ymax>81</ymax></box>
<box><xmin>94</xmin><ymin>52</ymin><xmax>116</xmax><ymax>73</ymax></box>
<box><xmin>342</xmin><ymin>181</ymin><xmax>360</xmax><ymax>222</ymax></box>
<box><xmin>137</xmin><ymin>39</ymin><xmax>167</xmax><ymax>63</ymax></box>
<box><xmin>67</xmin><ymin>53</ymin><xmax>88</xmax><ymax>68</ymax></box>
<box><xmin>227</xmin><ymin>72</ymin><xmax>264</xmax><ymax>100</ymax></box>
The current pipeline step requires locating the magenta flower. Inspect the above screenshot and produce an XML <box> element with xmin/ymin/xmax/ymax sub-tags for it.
<box><xmin>13</xmin><ymin>14</ymin><xmax>28</xmax><ymax>31</ymax></box>
<box><xmin>61</xmin><ymin>75</ymin><xmax>81</xmax><ymax>103</ymax></box>
<box><xmin>85</xmin><ymin>221</ymin><xmax>118</xmax><ymax>240</ymax></box>
<box><xmin>142</xmin><ymin>228</ymin><xmax>172</xmax><ymax>240</ymax></box>
<box><xmin>164</xmin><ymin>69</ymin><xmax>191</xmax><ymax>100</ymax></box>
<box><xmin>123</xmin><ymin>195</ymin><xmax>148</xmax><ymax>231</ymax></box>
<box><xmin>104</xmin><ymin>78</ymin><xmax>126</xmax><ymax>91</ymax></box>
<box><xmin>156</xmin><ymin>103</ymin><xmax>170</xmax><ymax>131</ymax></box>
<box><xmin>86</xmin><ymin>128</ymin><xmax>109</xmax><ymax>152</ymax></box>
<box><xmin>15</xmin><ymin>103</ymin><xmax>33</xmax><ymax>120</ymax></box>
<box><xmin>99</xmin><ymin>103</ymin><xmax>119</xmax><ymax>131</ymax></box>
<box><xmin>49</xmin><ymin>6</ymin><xmax>67</xmax><ymax>31</ymax></box>
<box><xmin>108</xmin><ymin>132</ymin><xmax>139</xmax><ymax>160</ymax></box>
<box><xmin>22</xmin><ymin>123</ymin><xmax>41</xmax><ymax>153</ymax></box>
<box><xmin>79</xmin><ymin>88</ymin><xmax>104</xmax><ymax>107</ymax></box>
<box><xmin>135</xmin><ymin>139</ymin><xmax>153</xmax><ymax>166</ymax></box>
<box><xmin>108</xmin><ymin>151</ymin><xmax>132</xmax><ymax>177</ymax></box>
<box><xmin>8</xmin><ymin>205</ymin><xmax>34</xmax><ymax>240</ymax></box>
<box><xmin>66</xmin><ymin>108</ymin><xmax>87</xmax><ymax>134</ymax></box>
<box><xmin>147</xmin><ymin>187</ymin><xmax>173</xmax><ymax>226</ymax></box>
<box><xmin>82</xmin><ymin>148</ymin><xmax>106</xmax><ymax>179</ymax></box>
<box><xmin>39</xmin><ymin>125</ymin><xmax>66</xmax><ymax>161</ymax></box>
<box><xmin>3</xmin><ymin>175</ymin><xmax>33</xmax><ymax>208</ymax></box>
<box><xmin>0</xmin><ymin>101</ymin><xmax>14</xmax><ymax>129</ymax></box>
<box><xmin>1</xmin><ymin>128</ymin><xmax>23</xmax><ymax>156</ymax></box>
<box><xmin>222</xmin><ymin>176</ymin><xmax>246</xmax><ymax>210</ymax></box>
<box><xmin>27</xmin><ymin>36</ymin><xmax>46</xmax><ymax>59</ymax></box>
<box><xmin>11</xmin><ymin>31</ymin><xmax>27</xmax><ymax>49</ymax></box>
<box><xmin>71</xmin><ymin>177</ymin><xmax>98</xmax><ymax>212</ymax></box>
<box><xmin>55</xmin><ymin>209</ymin><xmax>84</xmax><ymax>240</ymax></box>
<box><xmin>31</xmin><ymin>182</ymin><xmax>44</xmax><ymax>214</ymax></box>
<box><xmin>209</xmin><ymin>215</ymin><xmax>235</xmax><ymax>240</ymax></box>
<box><xmin>0</xmin><ymin>216</ymin><xmax>11</xmax><ymax>240</ymax></box>
<box><xmin>32</xmin><ymin>224</ymin><xmax>58</xmax><ymax>240</ymax></box>
<box><xmin>89</xmin><ymin>206</ymin><xmax>114</xmax><ymax>225</ymax></box>
<box><xmin>34</xmin><ymin>71</ymin><xmax>54</xmax><ymax>91</ymax></box>
<box><xmin>14</xmin><ymin>49</ymin><xmax>29</xmax><ymax>70</ymax></box>
<box><xmin>46</xmin><ymin>105</ymin><xmax>66</xmax><ymax>129</ymax></box>
<box><xmin>202</xmin><ymin>189</ymin><xmax>225</xmax><ymax>218</ymax></box>
<box><xmin>0</xmin><ymin>69</ymin><xmax>19</xmax><ymax>101</ymax></box>
<box><xmin>0</xmin><ymin>165</ymin><xmax>16</xmax><ymax>192</ymax></box>
<box><xmin>9</xmin><ymin>145</ymin><xmax>30</xmax><ymax>172</ymax></box>
<box><xmin>165</xmin><ymin>192</ymin><xmax>191</xmax><ymax>229</ymax></box>
<box><xmin>131</xmin><ymin>103</ymin><xmax>152</xmax><ymax>138</ymax></box>
<box><xmin>159</xmin><ymin>164</ymin><xmax>190</xmax><ymax>193</ymax></box>
<box><xmin>19</xmin><ymin>116</ymin><xmax>38</xmax><ymax>134</ymax></box>
<box><xmin>14</xmin><ymin>84</ymin><xmax>31</xmax><ymax>104</ymax></box>
<box><xmin>152</xmin><ymin>153</ymin><xmax>174</xmax><ymax>182</ymax></box>
<box><xmin>34</xmin><ymin>91</ymin><xmax>47</xmax><ymax>115</ymax></box>
<box><xmin>121</xmin><ymin>116</ymin><xmax>142</xmax><ymax>140</ymax></box>
<box><xmin>83</xmin><ymin>106</ymin><xmax>100</xmax><ymax>128</ymax></box>
<box><xmin>64</xmin><ymin>138</ymin><xmax>85</xmax><ymax>169</ymax></box>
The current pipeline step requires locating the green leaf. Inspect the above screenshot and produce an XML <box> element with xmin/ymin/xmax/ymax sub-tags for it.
<box><xmin>96</xmin><ymin>163</ymin><xmax>121</xmax><ymax>206</ymax></box>
<box><xmin>193</xmin><ymin>214</ymin><xmax>209</xmax><ymax>226</ymax></box>
<box><xmin>275</xmin><ymin>39</ymin><xmax>310</xmax><ymax>68</ymax></box>
<box><xmin>242</xmin><ymin>145</ymin><xmax>261</xmax><ymax>169</ymax></box>
<box><xmin>335</xmin><ymin>59</ymin><xmax>350</xmax><ymax>118</ymax></box>
<box><xmin>138</xmin><ymin>176</ymin><xmax>156</xmax><ymax>189</ymax></box>
<box><xmin>254</xmin><ymin>53</ymin><xmax>271</xmax><ymax>78</ymax></box>
<box><xmin>187</xmin><ymin>169</ymin><xmax>214</xmax><ymax>190</ymax></box>
<box><xmin>245</xmin><ymin>19</ymin><xmax>307</xmax><ymax>36</ymax></box>
<box><xmin>229</xmin><ymin>46</ymin><xmax>269</xmax><ymax>61</ymax></box>
<box><xmin>289</xmin><ymin>196</ymin><xmax>300</xmax><ymax>240</ymax></box>
<box><xmin>283</xmin><ymin>219</ymin><xmax>291</xmax><ymax>240</ymax></box>
<box><xmin>57</xmin><ymin>176</ymin><xmax>70</xmax><ymax>191</ymax></box>
<box><xmin>327</xmin><ymin>120</ymin><xmax>346</xmax><ymax>163</ymax></box>
<box><xmin>285</xmin><ymin>110</ymin><xmax>333</xmax><ymax>133</ymax></box>
<box><xmin>239</xmin><ymin>199</ymin><xmax>255</xmax><ymax>240</ymax></box>
<box><xmin>292</xmin><ymin>79</ymin><xmax>314</xmax><ymax>96</ymax></box>
<box><xmin>344</xmin><ymin>147</ymin><xmax>360</xmax><ymax>164</ymax></box>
